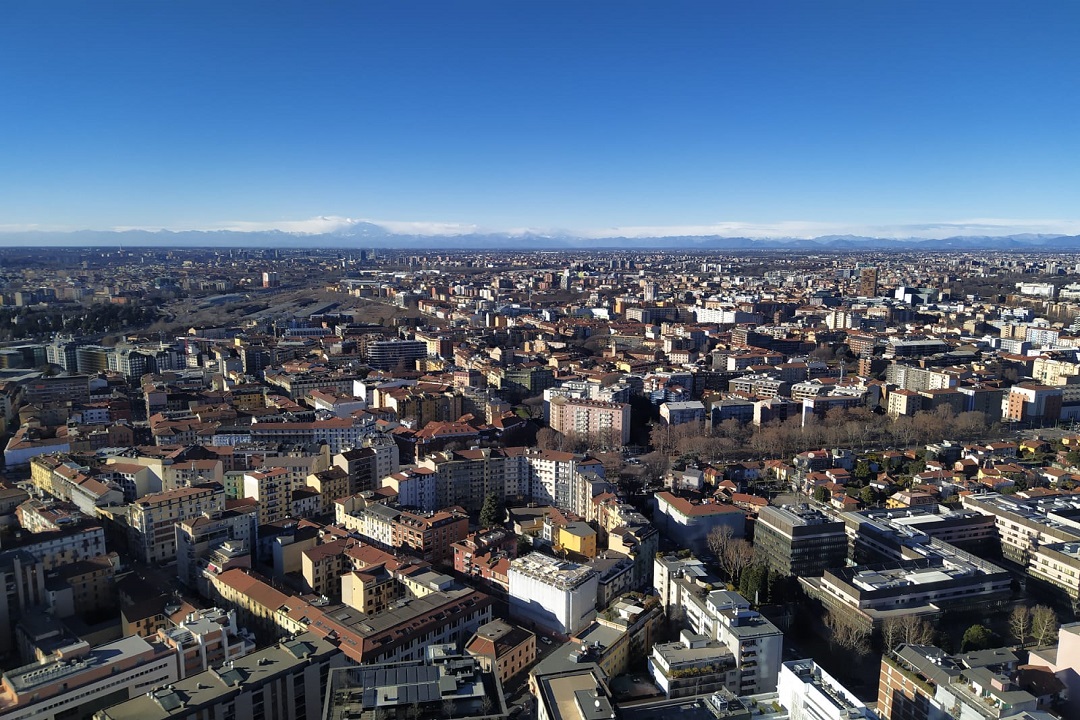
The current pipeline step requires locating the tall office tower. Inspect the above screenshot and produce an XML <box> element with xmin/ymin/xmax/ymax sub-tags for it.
<box><xmin>859</xmin><ymin>266</ymin><xmax>878</xmax><ymax>297</ymax></box>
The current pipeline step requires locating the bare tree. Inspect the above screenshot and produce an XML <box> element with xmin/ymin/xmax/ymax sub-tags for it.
<box><xmin>639</xmin><ymin>450</ymin><xmax>670</xmax><ymax>484</ymax></box>
<box><xmin>1009</xmin><ymin>605</ymin><xmax>1031</xmax><ymax>646</ymax></box>
<box><xmin>724</xmin><ymin>538</ymin><xmax>756</xmax><ymax>585</ymax></box>
<box><xmin>707</xmin><ymin>526</ymin><xmax>735</xmax><ymax>565</ymax></box>
<box><xmin>442</xmin><ymin>699</ymin><xmax>456</xmax><ymax>720</ymax></box>
<box><xmin>824</xmin><ymin>609</ymin><xmax>871</xmax><ymax>653</ymax></box>
<box><xmin>882</xmin><ymin>614</ymin><xmax>935</xmax><ymax>652</ymax></box>
<box><xmin>881</xmin><ymin>615</ymin><xmax>902</xmax><ymax>654</ymax></box>
<box><xmin>536</xmin><ymin>427</ymin><xmax>566</xmax><ymax>451</ymax></box>
<box><xmin>480</xmin><ymin>695</ymin><xmax>495</xmax><ymax>717</ymax></box>
<box><xmin>1031</xmin><ymin>604</ymin><xmax>1059</xmax><ymax>647</ymax></box>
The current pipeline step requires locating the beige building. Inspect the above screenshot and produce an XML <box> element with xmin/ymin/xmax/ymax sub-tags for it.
<box><xmin>1028</xmin><ymin>542</ymin><xmax>1080</xmax><ymax>613</ymax></box>
<box><xmin>341</xmin><ymin>564</ymin><xmax>399</xmax><ymax>614</ymax></box>
<box><xmin>306</xmin><ymin>467</ymin><xmax>349</xmax><ymax>514</ymax></box>
<box><xmin>128</xmin><ymin>483</ymin><xmax>226</xmax><ymax>564</ymax></box>
<box><xmin>242</xmin><ymin>467</ymin><xmax>294</xmax><ymax>524</ymax></box>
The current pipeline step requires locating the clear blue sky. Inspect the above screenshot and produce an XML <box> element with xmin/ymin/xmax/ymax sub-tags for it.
<box><xmin>2</xmin><ymin>1</ymin><xmax>1079</xmax><ymax>237</ymax></box>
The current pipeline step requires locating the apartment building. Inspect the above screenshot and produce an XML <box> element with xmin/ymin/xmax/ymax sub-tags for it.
<box><xmin>465</xmin><ymin>618</ymin><xmax>537</xmax><ymax>686</ymax></box>
<box><xmin>379</xmin><ymin>467</ymin><xmax>439</xmax><ymax>512</ymax></box>
<box><xmin>175</xmin><ymin>506</ymin><xmax>257</xmax><ymax>589</ymax></box>
<box><xmin>393</xmin><ymin>507</ymin><xmax>469</xmax><ymax>564</ymax></box>
<box><xmin>548</xmin><ymin>397</ymin><xmax>631</xmax><ymax>447</ymax></box>
<box><xmin>878</xmin><ymin>644</ymin><xmax>1036</xmax><ymax>720</ymax></box>
<box><xmin>333</xmin><ymin>436</ymin><xmax>400</xmax><ymax>493</ymax></box>
<box><xmin>304</xmin><ymin>467</ymin><xmax>349</xmax><ymax>514</ymax></box>
<box><xmin>653</xmin><ymin>491</ymin><xmax>746</xmax><ymax>553</ymax></box>
<box><xmin>155</xmin><ymin>607</ymin><xmax>255</xmax><ymax>681</ymax></box>
<box><xmin>653</xmin><ymin>577</ymin><xmax>784</xmax><ymax>695</ymax></box>
<box><xmin>1002</xmin><ymin>383</ymin><xmax>1063</xmax><ymax>423</ymax></box>
<box><xmin>129</xmin><ymin>482</ymin><xmax>226</xmax><ymax>564</ymax></box>
<box><xmin>779</xmin><ymin>660</ymin><xmax>877</xmax><ymax>720</ymax></box>
<box><xmin>242</xmin><ymin>467</ymin><xmax>295</xmax><ymax>525</ymax></box>
<box><xmin>248</xmin><ymin>417</ymin><xmax>372</xmax><ymax>453</ymax></box>
<box><xmin>95</xmin><ymin>633</ymin><xmax>346</xmax><ymax>720</ymax></box>
<box><xmin>508</xmin><ymin>447</ymin><xmax>605</xmax><ymax>512</ymax></box>
<box><xmin>418</xmin><ymin>446</ymin><xmax>531</xmax><ymax>511</ymax></box>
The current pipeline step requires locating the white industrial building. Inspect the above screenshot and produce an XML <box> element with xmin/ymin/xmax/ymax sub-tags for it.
<box><xmin>508</xmin><ymin>553</ymin><xmax>598</xmax><ymax>635</ymax></box>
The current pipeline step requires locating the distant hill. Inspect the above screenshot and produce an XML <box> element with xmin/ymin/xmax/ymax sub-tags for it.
<box><xmin>2</xmin><ymin>227</ymin><xmax>1080</xmax><ymax>251</ymax></box>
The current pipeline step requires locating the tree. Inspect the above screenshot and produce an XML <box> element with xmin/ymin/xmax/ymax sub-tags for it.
<box><xmin>478</xmin><ymin>492</ymin><xmax>505</xmax><ymax>529</ymax></box>
<box><xmin>739</xmin><ymin>563</ymin><xmax>770</xmax><ymax>604</ymax></box>
<box><xmin>881</xmin><ymin>615</ymin><xmax>936</xmax><ymax>653</ymax></box>
<box><xmin>961</xmin><ymin>624</ymin><xmax>993</xmax><ymax>651</ymax></box>
<box><xmin>1031</xmin><ymin>604</ymin><xmax>1059</xmax><ymax>646</ymax></box>
<box><xmin>721</xmin><ymin>537</ymin><xmax>756</xmax><ymax>585</ymax></box>
<box><xmin>706</xmin><ymin>526</ymin><xmax>756</xmax><ymax>583</ymax></box>
<box><xmin>824</xmin><ymin>609</ymin><xmax>871</xmax><ymax>653</ymax></box>
<box><xmin>1009</xmin><ymin>605</ymin><xmax>1031</xmax><ymax>646</ymax></box>
<box><xmin>536</xmin><ymin>427</ymin><xmax>566</xmax><ymax>451</ymax></box>
<box><xmin>639</xmin><ymin>451</ymin><xmax>670</xmax><ymax>484</ymax></box>
<box><xmin>480</xmin><ymin>695</ymin><xmax>495</xmax><ymax>717</ymax></box>
<box><xmin>707</xmin><ymin>526</ymin><xmax>735</xmax><ymax>565</ymax></box>
<box><xmin>812</xmin><ymin>486</ymin><xmax>831</xmax><ymax>503</ymax></box>
<box><xmin>859</xmin><ymin>486</ymin><xmax>879</xmax><ymax>507</ymax></box>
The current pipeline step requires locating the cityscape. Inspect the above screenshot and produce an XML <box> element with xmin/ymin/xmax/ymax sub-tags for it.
<box><xmin>0</xmin><ymin>246</ymin><xmax>1075</xmax><ymax>720</ymax></box>
<box><xmin>4</xmin><ymin>2</ymin><xmax>1080</xmax><ymax>720</ymax></box>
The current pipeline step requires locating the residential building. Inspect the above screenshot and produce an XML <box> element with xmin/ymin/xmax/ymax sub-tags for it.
<box><xmin>465</xmin><ymin>618</ymin><xmax>537</xmax><ymax>686</ymax></box>
<box><xmin>175</xmin><ymin>507</ymin><xmax>257</xmax><ymax>590</ymax></box>
<box><xmin>779</xmin><ymin>660</ymin><xmax>877</xmax><ymax>720</ymax></box>
<box><xmin>878</xmin><ymin>643</ymin><xmax>1037</xmax><ymax>720</ymax></box>
<box><xmin>548</xmin><ymin>397</ymin><xmax>631</xmax><ymax>447</ymax></box>
<box><xmin>0</xmin><ymin>635</ymin><xmax>178</xmax><ymax>720</ymax></box>
<box><xmin>649</xmin><ymin>630</ymin><xmax>738</xmax><ymax>699</ymax></box>
<box><xmin>323</xmin><ymin>648</ymin><xmax>506</xmax><ymax>720</ymax></box>
<box><xmin>94</xmin><ymin>633</ymin><xmax>346</xmax><ymax>720</ymax></box>
<box><xmin>128</xmin><ymin>483</ymin><xmax>226</xmax><ymax>564</ymax></box>
<box><xmin>653</xmin><ymin>491</ymin><xmax>746</xmax><ymax>553</ymax></box>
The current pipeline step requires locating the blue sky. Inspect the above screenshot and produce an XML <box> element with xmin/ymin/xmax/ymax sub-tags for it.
<box><xmin>2</xmin><ymin>1</ymin><xmax>1079</xmax><ymax>238</ymax></box>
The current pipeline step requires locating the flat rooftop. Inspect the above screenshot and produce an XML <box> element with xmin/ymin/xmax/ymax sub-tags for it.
<box><xmin>511</xmin><ymin>552</ymin><xmax>597</xmax><ymax>590</ymax></box>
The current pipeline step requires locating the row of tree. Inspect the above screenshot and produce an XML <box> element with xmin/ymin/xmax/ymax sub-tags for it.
<box><xmin>0</xmin><ymin>301</ymin><xmax>160</xmax><ymax>341</ymax></box>
<box><xmin>651</xmin><ymin>405</ymin><xmax>1000</xmax><ymax>466</ymax></box>
<box><xmin>822</xmin><ymin>604</ymin><xmax>1061</xmax><ymax>655</ymax></box>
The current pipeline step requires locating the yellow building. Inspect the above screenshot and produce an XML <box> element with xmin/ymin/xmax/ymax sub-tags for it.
<box><xmin>558</xmin><ymin>522</ymin><xmax>598</xmax><ymax>559</ymax></box>
<box><xmin>306</xmin><ymin>467</ymin><xmax>350</xmax><ymax>514</ymax></box>
<box><xmin>341</xmin><ymin>566</ymin><xmax>399</xmax><ymax>614</ymax></box>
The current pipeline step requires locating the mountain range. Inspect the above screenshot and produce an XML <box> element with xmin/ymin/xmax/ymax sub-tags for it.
<box><xmin>1</xmin><ymin>226</ymin><xmax>1079</xmax><ymax>251</ymax></box>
